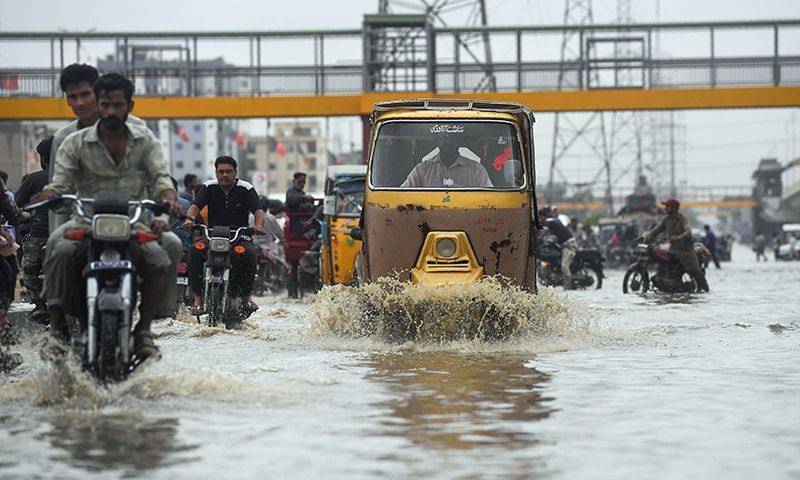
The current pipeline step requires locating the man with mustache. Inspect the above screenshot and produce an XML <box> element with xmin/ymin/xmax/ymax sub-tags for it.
<box><xmin>35</xmin><ymin>73</ymin><xmax>182</xmax><ymax>359</ymax></box>
<box><xmin>49</xmin><ymin>64</ymin><xmax>181</xmax><ymax>320</ymax></box>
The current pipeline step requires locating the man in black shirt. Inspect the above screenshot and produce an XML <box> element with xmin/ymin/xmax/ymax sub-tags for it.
<box><xmin>183</xmin><ymin>156</ymin><xmax>265</xmax><ymax>312</ymax></box>
<box><xmin>539</xmin><ymin>206</ymin><xmax>577</xmax><ymax>290</ymax></box>
<box><xmin>14</xmin><ymin>137</ymin><xmax>52</xmax><ymax>321</ymax></box>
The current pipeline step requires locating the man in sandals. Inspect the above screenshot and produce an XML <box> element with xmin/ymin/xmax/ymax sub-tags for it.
<box><xmin>35</xmin><ymin>73</ymin><xmax>182</xmax><ymax>360</ymax></box>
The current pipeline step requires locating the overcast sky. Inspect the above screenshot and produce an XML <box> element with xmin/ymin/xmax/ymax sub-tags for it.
<box><xmin>1</xmin><ymin>0</ymin><xmax>799</xmax><ymax>191</ymax></box>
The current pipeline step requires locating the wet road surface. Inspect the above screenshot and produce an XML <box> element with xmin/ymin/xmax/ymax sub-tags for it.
<box><xmin>0</xmin><ymin>244</ymin><xmax>798</xmax><ymax>479</ymax></box>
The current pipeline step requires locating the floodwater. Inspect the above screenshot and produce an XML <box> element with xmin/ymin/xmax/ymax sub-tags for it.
<box><xmin>1</xmin><ymin>244</ymin><xmax>798</xmax><ymax>479</ymax></box>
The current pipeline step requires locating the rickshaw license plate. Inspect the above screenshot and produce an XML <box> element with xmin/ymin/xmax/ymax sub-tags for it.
<box><xmin>177</xmin><ymin>277</ymin><xmax>189</xmax><ymax>285</ymax></box>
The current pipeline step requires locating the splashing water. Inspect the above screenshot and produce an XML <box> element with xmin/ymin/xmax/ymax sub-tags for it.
<box><xmin>312</xmin><ymin>277</ymin><xmax>584</xmax><ymax>344</ymax></box>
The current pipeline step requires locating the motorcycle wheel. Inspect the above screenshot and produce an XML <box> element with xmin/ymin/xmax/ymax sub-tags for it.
<box><xmin>206</xmin><ymin>283</ymin><xmax>222</xmax><ymax>327</ymax></box>
<box><xmin>97</xmin><ymin>311</ymin><xmax>122</xmax><ymax>381</ymax></box>
<box><xmin>590</xmin><ymin>266</ymin><xmax>603</xmax><ymax>290</ymax></box>
<box><xmin>622</xmin><ymin>266</ymin><xmax>649</xmax><ymax>294</ymax></box>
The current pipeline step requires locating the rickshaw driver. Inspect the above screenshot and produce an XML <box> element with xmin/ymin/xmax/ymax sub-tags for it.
<box><xmin>401</xmin><ymin>131</ymin><xmax>493</xmax><ymax>188</ymax></box>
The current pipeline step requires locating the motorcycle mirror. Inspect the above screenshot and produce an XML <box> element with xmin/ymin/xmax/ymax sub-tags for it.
<box><xmin>349</xmin><ymin>227</ymin><xmax>363</xmax><ymax>241</ymax></box>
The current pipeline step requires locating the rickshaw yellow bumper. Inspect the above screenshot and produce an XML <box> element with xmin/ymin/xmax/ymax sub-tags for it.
<box><xmin>410</xmin><ymin>231</ymin><xmax>484</xmax><ymax>285</ymax></box>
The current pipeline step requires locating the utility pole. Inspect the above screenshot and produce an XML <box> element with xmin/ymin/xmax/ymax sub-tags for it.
<box><xmin>547</xmin><ymin>0</ymin><xmax>612</xmax><ymax>214</ymax></box>
<box><xmin>670</xmin><ymin>110</ymin><xmax>676</xmax><ymax>197</ymax></box>
<box><xmin>379</xmin><ymin>0</ymin><xmax>496</xmax><ymax>92</ymax></box>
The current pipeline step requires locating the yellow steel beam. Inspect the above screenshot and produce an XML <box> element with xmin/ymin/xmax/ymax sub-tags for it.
<box><xmin>2</xmin><ymin>86</ymin><xmax>800</xmax><ymax>120</ymax></box>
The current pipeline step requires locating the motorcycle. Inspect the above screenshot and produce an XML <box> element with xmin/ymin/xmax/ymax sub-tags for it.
<box><xmin>24</xmin><ymin>193</ymin><xmax>168</xmax><ymax>382</ymax></box>
<box><xmin>191</xmin><ymin>224</ymin><xmax>257</xmax><ymax>327</ymax></box>
<box><xmin>252</xmin><ymin>235</ymin><xmax>287</xmax><ymax>296</ymax></box>
<box><xmin>298</xmin><ymin>249</ymin><xmax>322</xmax><ymax>297</ymax></box>
<box><xmin>537</xmin><ymin>235</ymin><xmax>604</xmax><ymax>289</ymax></box>
<box><xmin>175</xmin><ymin>249</ymin><xmax>191</xmax><ymax>309</ymax></box>
<box><xmin>622</xmin><ymin>242</ymin><xmax>704</xmax><ymax>294</ymax></box>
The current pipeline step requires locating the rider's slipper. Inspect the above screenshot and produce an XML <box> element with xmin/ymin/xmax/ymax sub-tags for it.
<box><xmin>134</xmin><ymin>331</ymin><xmax>160</xmax><ymax>361</ymax></box>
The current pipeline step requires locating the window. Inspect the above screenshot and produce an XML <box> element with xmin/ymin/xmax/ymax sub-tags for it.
<box><xmin>306</xmin><ymin>141</ymin><xmax>317</xmax><ymax>153</ymax></box>
<box><xmin>309</xmin><ymin>175</ymin><xmax>317</xmax><ymax>189</ymax></box>
<box><xmin>175</xmin><ymin>143</ymin><xmax>183</xmax><ymax>151</ymax></box>
<box><xmin>176</xmin><ymin>161</ymin><xmax>184</xmax><ymax>169</ymax></box>
<box><xmin>193</xmin><ymin>124</ymin><xmax>202</xmax><ymax>132</ymax></box>
<box><xmin>288</xmin><ymin>143</ymin><xmax>295</xmax><ymax>153</ymax></box>
<box><xmin>287</xmin><ymin>162</ymin><xmax>294</xmax><ymax>170</ymax></box>
<box><xmin>194</xmin><ymin>142</ymin><xmax>202</xmax><ymax>150</ymax></box>
<box><xmin>193</xmin><ymin>161</ymin><xmax>203</xmax><ymax>169</ymax></box>
<box><xmin>308</xmin><ymin>157</ymin><xmax>317</xmax><ymax>169</ymax></box>
<box><xmin>268</xmin><ymin>180</ymin><xmax>277</xmax><ymax>188</ymax></box>
<box><xmin>370</xmin><ymin>120</ymin><xmax>524</xmax><ymax>190</ymax></box>
<box><xmin>268</xmin><ymin>163</ymin><xmax>276</xmax><ymax>171</ymax></box>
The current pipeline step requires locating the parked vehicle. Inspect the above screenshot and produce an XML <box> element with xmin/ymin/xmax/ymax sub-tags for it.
<box><xmin>321</xmin><ymin>165</ymin><xmax>366</xmax><ymax>286</ymax></box>
<box><xmin>24</xmin><ymin>193</ymin><xmax>168</xmax><ymax>382</ymax></box>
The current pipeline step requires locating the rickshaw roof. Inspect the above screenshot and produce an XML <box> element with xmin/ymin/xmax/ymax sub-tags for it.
<box><xmin>326</xmin><ymin>165</ymin><xmax>367</xmax><ymax>179</ymax></box>
<box><xmin>373</xmin><ymin>99</ymin><xmax>534</xmax><ymax>122</ymax></box>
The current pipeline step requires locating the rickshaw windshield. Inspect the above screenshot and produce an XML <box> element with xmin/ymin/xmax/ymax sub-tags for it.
<box><xmin>370</xmin><ymin>120</ymin><xmax>525</xmax><ymax>190</ymax></box>
<box><xmin>335</xmin><ymin>179</ymin><xmax>365</xmax><ymax>215</ymax></box>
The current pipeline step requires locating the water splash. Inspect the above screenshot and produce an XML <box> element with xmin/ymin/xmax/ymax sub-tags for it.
<box><xmin>312</xmin><ymin>277</ymin><xmax>584</xmax><ymax>345</ymax></box>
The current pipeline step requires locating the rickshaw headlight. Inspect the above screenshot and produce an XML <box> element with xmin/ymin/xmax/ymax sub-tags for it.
<box><xmin>436</xmin><ymin>238</ymin><xmax>457</xmax><ymax>258</ymax></box>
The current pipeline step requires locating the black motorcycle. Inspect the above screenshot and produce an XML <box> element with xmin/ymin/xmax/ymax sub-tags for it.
<box><xmin>537</xmin><ymin>236</ymin><xmax>604</xmax><ymax>289</ymax></box>
<box><xmin>24</xmin><ymin>193</ymin><xmax>168</xmax><ymax>382</ymax></box>
<box><xmin>192</xmin><ymin>224</ymin><xmax>257</xmax><ymax>327</ymax></box>
<box><xmin>623</xmin><ymin>242</ymin><xmax>701</xmax><ymax>294</ymax></box>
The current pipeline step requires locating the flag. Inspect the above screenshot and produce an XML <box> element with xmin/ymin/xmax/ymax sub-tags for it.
<box><xmin>327</xmin><ymin>150</ymin><xmax>341</xmax><ymax>165</ymax></box>
<box><xmin>173</xmin><ymin>122</ymin><xmax>190</xmax><ymax>142</ymax></box>
<box><xmin>1</xmin><ymin>74</ymin><xmax>19</xmax><ymax>91</ymax></box>
<box><xmin>233</xmin><ymin>130</ymin><xmax>246</xmax><ymax>148</ymax></box>
<box><xmin>297</xmin><ymin>144</ymin><xmax>309</xmax><ymax>165</ymax></box>
<box><xmin>268</xmin><ymin>136</ymin><xmax>286</xmax><ymax>156</ymax></box>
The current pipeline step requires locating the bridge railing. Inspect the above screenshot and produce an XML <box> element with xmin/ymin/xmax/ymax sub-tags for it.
<box><xmin>0</xmin><ymin>19</ymin><xmax>798</xmax><ymax>98</ymax></box>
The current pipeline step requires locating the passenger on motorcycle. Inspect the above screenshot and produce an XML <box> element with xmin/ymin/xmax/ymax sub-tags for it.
<box><xmin>183</xmin><ymin>156</ymin><xmax>265</xmax><ymax>313</ymax></box>
<box><xmin>36</xmin><ymin>73</ymin><xmax>183</xmax><ymax>359</ymax></box>
<box><xmin>641</xmin><ymin>198</ymin><xmax>709</xmax><ymax>292</ymax></box>
<box><xmin>539</xmin><ymin>206</ymin><xmax>577</xmax><ymax>290</ymax></box>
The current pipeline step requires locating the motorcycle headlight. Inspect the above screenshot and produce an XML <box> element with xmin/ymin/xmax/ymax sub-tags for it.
<box><xmin>92</xmin><ymin>215</ymin><xmax>131</xmax><ymax>241</ymax></box>
<box><xmin>99</xmin><ymin>249</ymin><xmax>122</xmax><ymax>265</ymax></box>
<box><xmin>436</xmin><ymin>238</ymin><xmax>457</xmax><ymax>258</ymax></box>
<box><xmin>209</xmin><ymin>238</ymin><xmax>230</xmax><ymax>252</ymax></box>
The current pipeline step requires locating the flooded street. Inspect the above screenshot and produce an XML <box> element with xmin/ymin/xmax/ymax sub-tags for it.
<box><xmin>1</xmin><ymin>244</ymin><xmax>798</xmax><ymax>479</ymax></box>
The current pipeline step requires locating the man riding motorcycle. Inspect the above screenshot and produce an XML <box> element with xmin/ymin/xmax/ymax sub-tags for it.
<box><xmin>641</xmin><ymin>197</ymin><xmax>709</xmax><ymax>292</ymax></box>
<box><xmin>183</xmin><ymin>156</ymin><xmax>265</xmax><ymax>314</ymax></box>
<box><xmin>35</xmin><ymin>73</ymin><xmax>183</xmax><ymax>359</ymax></box>
<box><xmin>539</xmin><ymin>206</ymin><xmax>577</xmax><ymax>290</ymax></box>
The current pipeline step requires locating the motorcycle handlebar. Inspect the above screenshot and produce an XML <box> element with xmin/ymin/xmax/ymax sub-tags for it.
<box><xmin>24</xmin><ymin>194</ymin><xmax>169</xmax><ymax>225</ymax></box>
<box><xmin>190</xmin><ymin>224</ymin><xmax>256</xmax><ymax>243</ymax></box>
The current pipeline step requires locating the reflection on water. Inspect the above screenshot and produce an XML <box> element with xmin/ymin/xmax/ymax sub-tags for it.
<box><xmin>363</xmin><ymin>352</ymin><xmax>552</xmax><ymax>451</ymax></box>
<box><xmin>40</xmin><ymin>412</ymin><xmax>198</xmax><ymax>474</ymax></box>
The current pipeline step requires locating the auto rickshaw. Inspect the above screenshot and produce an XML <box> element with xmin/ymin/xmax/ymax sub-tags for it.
<box><xmin>352</xmin><ymin>99</ymin><xmax>539</xmax><ymax>290</ymax></box>
<box><xmin>321</xmin><ymin>165</ymin><xmax>366</xmax><ymax>285</ymax></box>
